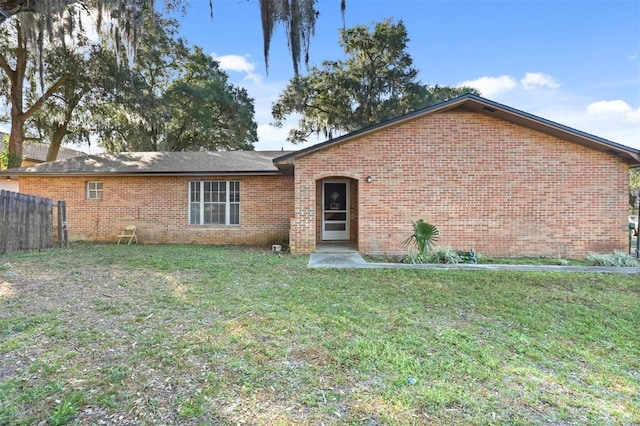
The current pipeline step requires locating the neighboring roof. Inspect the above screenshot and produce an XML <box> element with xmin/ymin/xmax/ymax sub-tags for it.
<box><xmin>5</xmin><ymin>150</ymin><xmax>293</xmax><ymax>176</ymax></box>
<box><xmin>274</xmin><ymin>94</ymin><xmax>640</xmax><ymax>166</ymax></box>
<box><xmin>0</xmin><ymin>138</ymin><xmax>87</xmax><ymax>162</ymax></box>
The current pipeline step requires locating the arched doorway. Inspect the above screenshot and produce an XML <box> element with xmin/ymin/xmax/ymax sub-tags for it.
<box><xmin>322</xmin><ymin>179</ymin><xmax>350</xmax><ymax>240</ymax></box>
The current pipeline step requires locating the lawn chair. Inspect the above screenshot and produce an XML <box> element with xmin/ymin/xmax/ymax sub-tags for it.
<box><xmin>117</xmin><ymin>225</ymin><xmax>138</xmax><ymax>245</ymax></box>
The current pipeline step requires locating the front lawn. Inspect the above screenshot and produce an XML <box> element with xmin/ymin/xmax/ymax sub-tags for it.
<box><xmin>1</xmin><ymin>245</ymin><xmax>638</xmax><ymax>425</ymax></box>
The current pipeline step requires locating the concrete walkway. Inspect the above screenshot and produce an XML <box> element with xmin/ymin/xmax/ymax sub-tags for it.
<box><xmin>308</xmin><ymin>252</ymin><xmax>640</xmax><ymax>274</ymax></box>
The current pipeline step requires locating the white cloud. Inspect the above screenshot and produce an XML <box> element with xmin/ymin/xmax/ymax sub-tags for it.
<box><xmin>211</xmin><ymin>53</ymin><xmax>263</xmax><ymax>84</ymax></box>
<box><xmin>457</xmin><ymin>75</ymin><xmax>517</xmax><ymax>97</ymax></box>
<box><xmin>588</xmin><ymin>99</ymin><xmax>632</xmax><ymax>115</ymax></box>
<box><xmin>521</xmin><ymin>72</ymin><xmax>560</xmax><ymax>91</ymax></box>
<box><xmin>212</xmin><ymin>54</ymin><xmax>254</xmax><ymax>73</ymax></box>
<box><xmin>459</xmin><ymin>72</ymin><xmax>561</xmax><ymax>97</ymax></box>
<box><xmin>587</xmin><ymin>100</ymin><xmax>640</xmax><ymax>124</ymax></box>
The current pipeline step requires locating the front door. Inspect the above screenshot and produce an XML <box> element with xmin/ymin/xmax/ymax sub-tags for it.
<box><xmin>322</xmin><ymin>180</ymin><xmax>349</xmax><ymax>240</ymax></box>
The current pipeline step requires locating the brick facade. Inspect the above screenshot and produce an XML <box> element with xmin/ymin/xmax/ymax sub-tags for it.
<box><xmin>13</xmin><ymin>100</ymin><xmax>634</xmax><ymax>258</ymax></box>
<box><xmin>289</xmin><ymin>110</ymin><xmax>630</xmax><ymax>257</ymax></box>
<box><xmin>19</xmin><ymin>174</ymin><xmax>294</xmax><ymax>246</ymax></box>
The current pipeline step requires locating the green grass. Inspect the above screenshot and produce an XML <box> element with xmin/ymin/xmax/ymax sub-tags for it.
<box><xmin>0</xmin><ymin>244</ymin><xmax>638</xmax><ymax>425</ymax></box>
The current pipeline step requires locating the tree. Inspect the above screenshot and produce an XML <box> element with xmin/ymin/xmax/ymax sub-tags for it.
<box><xmin>0</xmin><ymin>0</ymin><xmax>337</xmax><ymax>75</ymax></box>
<box><xmin>29</xmin><ymin>43</ymin><xmax>124</xmax><ymax>161</ymax></box>
<box><xmin>93</xmin><ymin>12</ymin><xmax>188</xmax><ymax>152</ymax></box>
<box><xmin>162</xmin><ymin>47</ymin><xmax>257</xmax><ymax>151</ymax></box>
<box><xmin>0</xmin><ymin>0</ymin><xmax>337</xmax><ymax>163</ymax></box>
<box><xmin>6</xmin><ymin>9</ymin><xmax>256</xmax><ymax>156</ymax></box>
<box><xmin>0</xmin><ymin>17</ymin><xmax>72</xmax><ymax>167</ymax></box>
<box><xmin>94</xmin><ymin>13</ymin><xmax>256</xmax><ymax>152</ymax></box>
<box><xmin>272</xmin><ymin>19</ymin><xmax>479</xmax><ymax>143</ymax></box>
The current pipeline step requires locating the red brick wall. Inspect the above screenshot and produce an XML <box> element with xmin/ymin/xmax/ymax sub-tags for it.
<box><xmin>19</xmin><ymin>174</ymin><xmax>294</xmax><ymax>246</ymax></box>
<box><xmin>290</xmin><ymin>110</ymin><xmax>630</xmax><ymax>257</ymax></box>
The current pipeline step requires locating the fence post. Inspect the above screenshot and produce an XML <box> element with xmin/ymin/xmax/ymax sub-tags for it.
<box><xmin>58</xmin><ymin>200</ymin><xmax>68</xmax><ymax>249</ymax></box>
<box><xmin>42</xmin><ymin>197</ymin><xmax>53</xmax><ymax>250</ymax></box>
<box><xmin>0</xmin><ymin>190</ymin><xmax>7</xmax><ymax>254</ymax></box>
<box><xmin>7</xmin><ymin>191</ymin><xmax>19</xmax><ymax>253</ymax></box>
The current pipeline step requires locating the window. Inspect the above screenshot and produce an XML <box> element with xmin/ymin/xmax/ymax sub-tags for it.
<box><xmin>189</xmin><ymin>181</ymin><xmax>240</xmax><ymax>225</ymax></box>
<box><xmin>86</xmin><ymin>181</ymin><xmax>103</xmax><ymax>199</ymax></box>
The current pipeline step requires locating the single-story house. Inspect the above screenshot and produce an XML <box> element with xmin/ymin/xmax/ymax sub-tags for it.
<box><xmin>6</xmin><ymin>94</ymin><xmax>640</xmax><ymax>257</ymax></box>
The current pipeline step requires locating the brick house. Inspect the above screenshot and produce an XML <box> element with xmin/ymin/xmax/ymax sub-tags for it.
<box><xmin>6</xmin><ymin>95</ymin><xmax>640</xmax><ymax>257</ymax></box>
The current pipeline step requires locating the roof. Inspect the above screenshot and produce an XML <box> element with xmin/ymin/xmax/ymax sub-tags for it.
<box><xmin>0</xmin><ymin>138</ymin><xmax>87</xmax><ymax>162</ymax></box>
<box><xmin>273</xmin><ymin>94</ymin><xmax>640</xmax><ymax>166</ymax></box>
<box><xmin>5</xmin><ymin>150</ymin><xmax>293</xmax><ymax>176</ymax></box>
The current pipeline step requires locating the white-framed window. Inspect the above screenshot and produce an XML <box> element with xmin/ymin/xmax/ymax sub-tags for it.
<box><xmin>86</xmin><ymin>181</ymin><xmax>103</xmax><ymax>200</ymax></box>
<box><xmin>189</xmin><ymin>181</ymin><xmax>240</xmax><ymax>225</ymax></box>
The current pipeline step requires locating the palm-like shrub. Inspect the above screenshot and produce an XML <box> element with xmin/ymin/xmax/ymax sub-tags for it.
<box><xmin>403</xmin><ymin>219</ymin><xmax>439</xmax><ymax>254</ymax></box>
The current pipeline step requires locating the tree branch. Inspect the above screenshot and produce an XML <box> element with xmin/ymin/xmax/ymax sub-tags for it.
<box><xmin>22</xmin><ymin>73</ymin><xmax>73</xmax><ymax>120</ymax></box>
<box><xmin>0</xmin><ymin>52</ymin><xmax>14</xmax><ymax>78</ymax></box>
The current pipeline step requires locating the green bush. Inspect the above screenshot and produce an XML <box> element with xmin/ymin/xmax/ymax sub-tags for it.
<box><xmin>403</xmin><ymin>252</ymin><xmax>430</xmax><ymax>264</ymax></box>
<box><xmin>586</xmin><ymin>250</ymin><xmax>640</xmax><ymax>267</ymax></box>
<box><xmin>403</xmin><ymin>220</ymin><xmax>438</xmax><ymax>254</ymax></box>
<box><xmin>457</xmin><ymin>249</ymin><xmax>478</xmax><ymax>264</ymax></box>
<box><xmin>403</xmin><ymin>247</ymin><xmax>479</xmax><ymax>264</ymax></box>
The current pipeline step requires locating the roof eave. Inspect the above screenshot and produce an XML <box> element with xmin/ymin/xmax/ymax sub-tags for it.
<box><xmin>4</xmin><ymin>170</ymin><xmax>285</xmax><ymax>177</ymax></box>
<box><xmin>459</xmin><ymin>97</ymin><xmax>640</xmax><ymax>165</ymax></box>
<box><xmin>273</xmin><ymin>96</ymin><xmax>471</xmax><ymax>165</ymax></box>
<box><xmin>273</xmin><ymin>94</ymin><xmax>640</xmax><ymax>167</ymax></box>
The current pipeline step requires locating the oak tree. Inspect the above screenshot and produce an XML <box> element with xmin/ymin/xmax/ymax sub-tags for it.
<box><xmin>94</xmin><ymin>13</ymin><xmax>257</xmax><ymax>152</ymax></box>
<box><xmin>272</xmin><ymin>19</ymin><xmax>479</xmax><ymax>143</ymax></box>
<box><xmin>0</xmin><ymin>0</ymin><xmax>336</xmax><ymax>163</ymax></box>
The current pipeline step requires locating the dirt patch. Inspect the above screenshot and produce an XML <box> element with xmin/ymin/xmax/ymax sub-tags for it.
<box><xmin>0</xmin><ymin>279</ymin><xmax>16</xmax><ymax>299</ymax></box>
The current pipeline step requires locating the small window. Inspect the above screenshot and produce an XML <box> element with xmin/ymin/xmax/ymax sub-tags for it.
<box><xmin>86</xmin><ymin>181</ymin><xmax>103</xmax><ymax>200</ymax></box>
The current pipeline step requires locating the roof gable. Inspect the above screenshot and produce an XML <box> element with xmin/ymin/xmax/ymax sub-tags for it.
<box><xmin>274</xmin><ymin>94</ymin><xmax>640</xmax><ymax>166</ymax></box>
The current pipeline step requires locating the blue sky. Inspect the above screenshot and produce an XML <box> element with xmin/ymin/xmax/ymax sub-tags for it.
<box><xmin>174</xmin><ymin>0</ymin><xmax>640</xmax><ymax>151</ymax></box>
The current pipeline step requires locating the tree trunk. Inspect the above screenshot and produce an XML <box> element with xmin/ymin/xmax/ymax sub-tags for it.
<box><xmin>6</xmin><ymin>25</ymin><xmax>26</xmax><ymax>169</ymax></box>
<box><xmin>46</xmin><ymin>98</ymin><xmax>76</xmax><ymax>162</ymax></box>
<box><xmin>1</xmin><ymin>18</ymin><xmax>72</xmax><ymax>168</ymax></box>
<box><xmin>7</xmin><ymin>114</ymin><xmax>24</xmax><ymax>168</ymax></box>
<box><xmin>46</xmin><ymin>125</ymin><xmax>67</xmax><ymax>162</ymax></box>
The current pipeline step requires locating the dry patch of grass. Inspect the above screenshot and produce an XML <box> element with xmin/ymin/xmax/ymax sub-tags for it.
<box><xmin>1</xmin><ymin>244</ymin><xmax>639</xmax><ymax>425</ymax></box>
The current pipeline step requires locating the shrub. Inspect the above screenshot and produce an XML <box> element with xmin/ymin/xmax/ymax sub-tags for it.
<box><xmin>403</xmin><ymin>220</ymin><xmax>438</xmax><ymax>254</ymax></box>
<box><xmin>457</xmin><ymin>249</ymin><xmax>478</xmax><ymax>264</ymax></box>
<box><xmin>403</xmin><ymin>247</ymin><xmax>480</xmax><ymax>265</ymax></box>
<box><xmin>429</xmin><ymin>247</ymin><xmax>462</xmax><ymax>264</ymax></box>
<box><xmin>403</xmin><ymin>252</ymin><xmax>430</xmax><ymax>264</ymax></box>
<box><xmin>586</xmin><ymin>250</ymin><xmax>640</xmax><ymax>267</ymax></box>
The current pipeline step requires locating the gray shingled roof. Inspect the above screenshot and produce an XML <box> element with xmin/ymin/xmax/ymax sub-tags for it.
<box><xmin>6</xmin><ymin>151</ymin><xmax>293</xmax><ymax>176</ymax></box>
<box><xmin>0</xmin><ymin>139</ymin><xmax>87</xmax><ymax>162</ymax></box>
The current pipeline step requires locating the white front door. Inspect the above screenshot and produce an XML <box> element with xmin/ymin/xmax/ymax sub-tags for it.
<box><xmin>322</xmin><ymin>180</ymin><xmax>349</xmax><ymax>240</ymax></box>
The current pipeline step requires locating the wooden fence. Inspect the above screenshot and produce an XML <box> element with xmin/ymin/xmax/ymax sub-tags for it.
<box><xmin>0</xmin><ymin>190</ymin><xmax>55</xmax><ymax>254</ymax></box>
